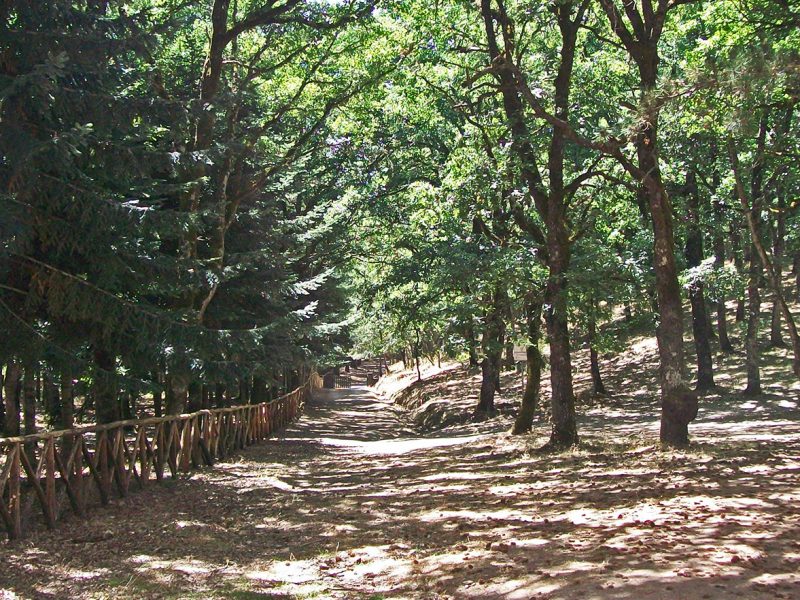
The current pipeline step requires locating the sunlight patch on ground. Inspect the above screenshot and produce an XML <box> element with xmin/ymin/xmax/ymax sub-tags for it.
<box><xmin>418</xmin><ymin>507</ymin><xmax>534</xmax><ymax>524</ymax></box>
<box><xmin>314</xmin><ymin>434</ymin><xmax>484</xmax><ymax>454</ymax></box>
<box><xmin>62</xmin><ymin>568</ymin><xmax>110</xmax><ymax>580</ymax></box>
<box><xmin>421</xmin><ymin>471</ymin><xmax>491</xmax><ymax>482</ymax></box>
<box><xmin>131</xmin><ymin>557</ymin><xmax>215</xmax><ymax>575</ymax></box>
<box><xmin>246</xmin><ymin>560</ymin><xmax>318</xmax><ymax>584</ymax></box>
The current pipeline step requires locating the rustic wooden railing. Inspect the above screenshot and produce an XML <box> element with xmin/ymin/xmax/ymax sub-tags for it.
<box><xmin>0</xmin><ymin>373</ymin><xmax>323</xmax><ymax>540</ymax></box>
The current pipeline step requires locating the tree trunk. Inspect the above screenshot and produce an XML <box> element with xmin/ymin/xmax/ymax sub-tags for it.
<box><xmin>44</xmin><ymin>373</ymin><xmax>61</xmax><ymax>427</ymax></box>
<box><xmin>165</xmin><ymin>374</ymin><xmax>187</xmax><ymax>416</ymax></box>
<box><xmin>154</xmin><ymin>388</ymin><xmax>163</xmax><ymax>417</ymax></box>
<box><xmin>744</xmin><ymin>247</ymin><xmax>762</xmax><ymax>395</ymax></box>
<box><xmin>637</xmin><ymin>61</ymin><xmax>697</xmax><ymax>447</ymax></box>
<box><xmin>3</xmin><ymin>361</ymin><xmax>21</xmax><ymax>437</ymax></box>
<box><xmin>0</xmin><ymin>369</ymin><xmax>4</xmax><ymax>432</ymax></box>
<box><xmin>732</xmin><ymin>226</ymin><xmax>746</xmax><ymax>322</ymax></box>
<box><xmin>186</xmin><ymin>381</ymin><xmax>202</xmax><ymax>411</ymax></box>
<box><xmin>643</xmin><ymin>172</ymin><xmax>696</xmax><ymax>444</ymax></box>
<box><xmin>476</xmin><ymin>290</ymin><xmax>504</xmax><ymax>417</ymax></box>
<box><xmin>477</xmin><ymin>355</ymin><xmax>498</xmax><ymax>416</ymax></box>
<box><xmin>122</xmin><ymin>388</ymin><xmax>135</xmax><ymax>420</ymax></box>
<box><xmin>60</xmin><ymin>370</ymin><xmax>74</xmax><ymax>457</ymax></box>
<box><xmin>545</xmin><ymin>223</ymin><xmax>577</xmax><ymax>447</ymax></box>
<box><xmin>414</xmin><ymin>329</ymin><xmax>422</xmax><ymax>382</ymax></box>
<box><xmin>94</xmin><ymin>347</ymin><xmax>120</xmax><ymax>423</ymax></box>
<box><xmin>769</xmin><ymin>196</ymin><xmax>786</xmax><ymax>347</ymax></box>
<box><xmin>685</xmin><ymin>170</ymin><xmax>715</xmax><ymax>392</ymax></box>
<box><xmin>512</xmin><ymin>297</ymin><xmax>543</xmax><ymax>434</ymax></box>
<box><xmin>467</xmin><ymin>322</ymin><xmax>479</xmax><ymax>368</ymax></box>
<box><xmin>588</xmin><ymin>306</ymin><xmax>606</xmax><ymax>395</ymax></box>
<box><xmin>729</xmin><ymin>135</ymin><xmax>800</xmax><ymax>379</ymax></box>
<box><xmin>23</xmin><ymin>363</ymin><xmax>37</xmax><ymax>464</ymax></box>
<box><xmin>60</xmin><ymin>370</ymin><xmax>74</xmax><ymax>430</ymax></box>
<box><xmin>504</xmin><ymin>340</ymin><xmax>515</xmax><ymax>370</ymax></box>
<box><xmin>252</xmin><ymin>376</ymin><xmax>268</xmax><ymax>404</ymax></box>
<box><xmin>712</xmin><ymin>200</ymin><xmax>734</xmax><ymax>353</ymax></box>
<box><xmin>591</xmin><ymin>1</ymin><xmax>701</xmax><ymax>445</ymax></box>
<box><xmin>794</xmin><ymin>253</ymin><xmax>800</xmax><ymax>301</ymax></box>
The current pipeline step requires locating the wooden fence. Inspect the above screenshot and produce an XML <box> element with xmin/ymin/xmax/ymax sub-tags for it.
<box><xmin>0</xmin><ymin>373</ymin><xmax>323</xmax><ymax>540</ymax></box>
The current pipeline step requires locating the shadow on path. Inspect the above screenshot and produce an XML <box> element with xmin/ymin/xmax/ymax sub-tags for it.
<box><xmin>0</xmin><ymin>384</ymin><xmax>798</xmax><ymax>599</ymax></box>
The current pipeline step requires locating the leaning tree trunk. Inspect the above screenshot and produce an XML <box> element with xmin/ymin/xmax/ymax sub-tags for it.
<box><xmin>512</xmin><ymin>297</ymin><xmax>544</xmax><ymax>434</ymax></box>
<box><xmin>730</xmin><ymin>136</ymin><xmax>800</xmax><ymax>380</ymax></box>
<box><xmin>685</xmin><ymin>171</ymin><xmax>715</xmax><ymax>392</ymax></box>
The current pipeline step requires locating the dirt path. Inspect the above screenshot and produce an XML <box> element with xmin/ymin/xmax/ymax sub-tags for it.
<box><xmin>1</xmin><ymin>384</ymin><xmax>799</xmax><ymax>599</ymax></box>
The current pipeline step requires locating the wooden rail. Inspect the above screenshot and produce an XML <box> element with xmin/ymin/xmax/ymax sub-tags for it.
<box><xmin>0</xmin><ymin>373</ymin><xmax>323</xmax><ymax>540</ymax></box>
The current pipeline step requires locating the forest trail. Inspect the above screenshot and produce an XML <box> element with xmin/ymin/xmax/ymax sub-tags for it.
<box><xmin>1</xmin><ymin>383</ymin><xmax>799</xmax><ymax>599</ymax></box>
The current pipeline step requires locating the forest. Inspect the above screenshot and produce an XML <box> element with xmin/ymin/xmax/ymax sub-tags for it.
<box><xmin>0</xmin><ymin>0</ymin><xmax>799</xmax><ymax>598</ymax></box>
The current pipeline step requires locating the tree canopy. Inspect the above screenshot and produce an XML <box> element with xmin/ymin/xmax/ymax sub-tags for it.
<box><xmin>1</xmin><ymin>0</ymin><xmax>799</xmax><ymax>448</ymax></box>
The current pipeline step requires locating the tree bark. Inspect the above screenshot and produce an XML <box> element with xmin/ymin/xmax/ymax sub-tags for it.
<box><xmin>478</xmin><ymin>0</ymin><xmax>589</xmax><ymax>445</ymax></box>
<box><xmin>712</xmin><ymin>196</ymin><xmax>735</xmax><ymax>353</ymax></box>
<box><xmin>545</xmin><ymin>223</ymin><xmax>577</xmax><ymax>446</ymax></box>
<box><xmin>476</xmin><ymin>289</ymin><xmax>505</xmax><ymax>416</ymax></box>
<box><xmin>214</xmin><ymin>382</ymin><xmax>226</xmax><ymax>408</ymax></box>
<box><xmin>467</xmin><ymin>321</ymin><xmax>480</xmax><ymax>368</ymax></box>
<box><xmin>93</xmin><ymin>347</ymin><xmax>120</xmax><ymax>423</ymax></box>
<box><xmin>60</xmin><ymin>370</ymin><xmax>74</xmax><ymax>430</ymax></box>
<box><xmin>3</xmin><ymin>361</ymin><xmax>21</xmax><ymax>437</ymax></box>
<box><xmin>637</xmin><ymin>73</ymin><xmax>696</xmax><ymax>446</ymax></box>
<box><xmin>23</xmin><ymin>363</ymin><xmax>37</xmax><ymax>464</ymax></box>
<box><xmin>588</xmin><ymin>305</ymin><xmax>607</xmax><ymax>395</ymax></box>
<box><xmin>0</xmin><ymin>369</ymin><xmax>4</xmax><ymax>431</ymax></box>
<box><xmin>744</xmin><ymin>245</ymin><xmax>762</xmax><ymax>395</ymax></box>
<box><xmin>732</xmin><ymin>226</ymin><xmax>747</xmax><ymax>322</ymax></box>
<box><xmin>684</xmin><ymin>170</ymin><xmax>715</xmax><ymax>392</ymax></box>
<box><xmin>794</xmin><ymin>253</ymin><xmax>800</xmax><ymax>301</ymax></box>
<box><xmin>165</xmin><ymin>373</ymin><xmax>187</xmax><ymax>416</ymax></box>
<box><xmin>769</xmin><ymin>196</ymin><xmax>786</xmax><ymax>347</ymax></box>
<box><xmin>594</xmin><ymin>0</ymin><xmax>697</xmax><ymax>446</ymax></box>
<box><xmin>44</xmin><ymin>373</ymin><xmax>61</xmax><ymax>427</ymax></box>
<box><xmin>512</xmin><ymin>297</ymin><xmax>544</xmax><ymax>434</ymax></box>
